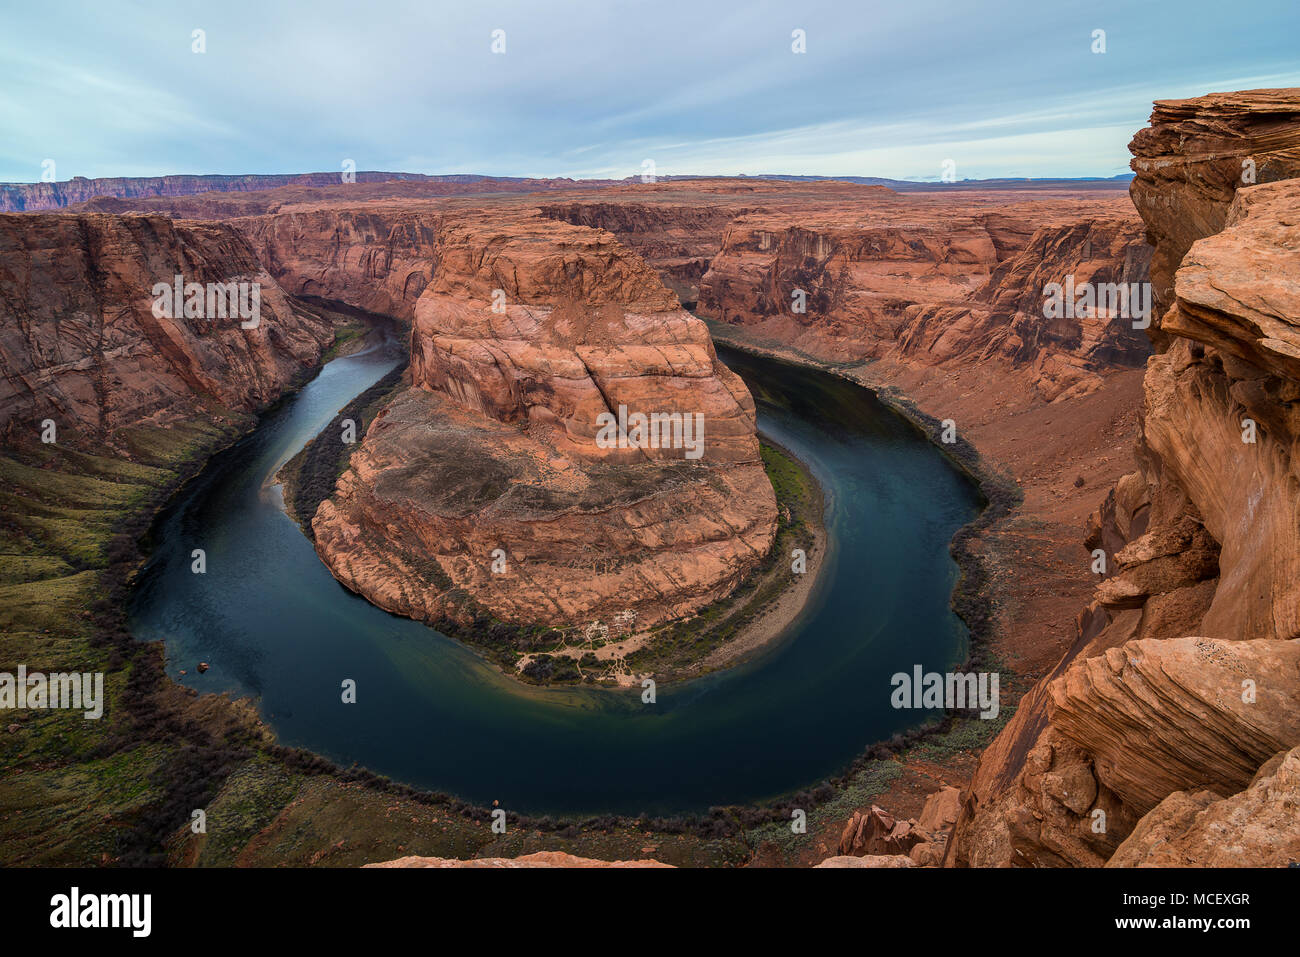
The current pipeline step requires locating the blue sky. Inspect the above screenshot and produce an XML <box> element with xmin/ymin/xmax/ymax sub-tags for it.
<box><xmin>2</xmin><ymin>0</ymin><xmax>1298</xmax><ymax>183</ymax></box>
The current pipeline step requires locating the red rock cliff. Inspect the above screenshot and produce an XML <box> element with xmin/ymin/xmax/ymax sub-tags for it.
<box><xmin>0</xmin><ymin>212</ymin><xmax>333</xmax><ymax>444</ymax></box>
<box><xmin>948</xmin><ymin>89</ymin><xmax>1300</xmax><ymax>868</ymax></box>
<box><xmin>311</xmin><ymin>211</ymin><xmax>778</xmax><ymax>631</ymax></box>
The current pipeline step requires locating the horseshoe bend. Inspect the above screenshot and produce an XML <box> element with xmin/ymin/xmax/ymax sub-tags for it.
<box><xmin>302</xmin><ymin>213</ymin><xmax>781</xmax><ymax>639</ymax></box>
<box><xmin>2</xmin><ymin>7</ymin><xmax>1300</xmax><ymax>908</ymax></box>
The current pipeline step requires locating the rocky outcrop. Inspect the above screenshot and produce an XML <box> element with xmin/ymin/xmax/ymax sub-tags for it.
<box><xmin>312</xmin><ymin>212</ymin><xmax>778</xmax><ymax>630</ymax></box>
<box><xmin>1107</xmin><ymin>745</ymin><xmax>1300</xmax><ymax>867</ymax></box>
<box><xmin>834</xmin><ymin>786</ymin><xmax>961</xmax><ymax>866</ymax></box>
<box><xmin>365</xmin><ymin>851</ymin><xmax>672</xmax><ymax>868</ymax></box>
<box><xmin>0</xmin><ymin>212</ymin><xmax>333</xmax><ymax>441</ymax></box>
<box><xmin>949</xmin><ymin>89</ymin><xmax>1300</xmax><ymax>868</ymax></box>
<box><xmin>1128</xmin><ymin>88</ymin><xmax>1300</xmax><ymax>338</ymax></box>
<box><xmin>815</xmin><ymin>854</ymin><xmax>916</xmax><ymax>868</ymax></box>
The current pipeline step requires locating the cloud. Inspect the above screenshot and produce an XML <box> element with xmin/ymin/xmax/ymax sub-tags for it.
<box><xmin>1</xmin><ymin>0</ymin><xmax>1297</xmax><ymax>181</ymax></box>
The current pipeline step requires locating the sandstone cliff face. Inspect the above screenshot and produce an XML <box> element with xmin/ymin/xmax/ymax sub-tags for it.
<box><xmin>949</xmin><ymin>90</ymin><xmax>1300</xmax><ymax>868</ymax></box>
<box><xmin>312</xmin><ymin>212</ymin><xmax>777</xmax><ymax>630</ymax></box>
<box><xmin>693</xmin><ymin>200</ymin><xmax>1150</xmax><ymax>398</ymax></box>
<box><xmin>0</xmin><ymin>212</ymin><xmax>333</xmax><ymax>441</ymax></box>
<box><xmin>896</xmin><ymin>219</ymin><xmax>1151</xmax><ymax>400</ymax></box>
<box><xmin>698</xmin><ymin>210</ymin><xmax>997</xmax><ymax>359</ymax></box>
<box><xmin>238</xmin><ymin>205</ymin><xmax>446</xmax><ymax>322</ymax></box>
<box><xmin>1128</xmin><ymin>88</ymin><xmax>1300</xmax><ymax>340</ymax></box>
<box><xmin>538</xmin><ymin>199</ymin><xmax>746</xmax><ymax>306</ymax></box>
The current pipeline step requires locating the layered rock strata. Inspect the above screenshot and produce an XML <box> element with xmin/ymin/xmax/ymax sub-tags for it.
<box><xmin>0</xmin><ymin>212</ymin><xmax>333</xmax><ymax>441</ymax></box>
<box><xmin>948</xmin><ymin>89</ymin><xmax>1300</xmax><ymax>868</ymax></box>
<box><xmin>312</xmin><ymin>213</ymin><xmax>777</xmax><ymax>629</ymax></box>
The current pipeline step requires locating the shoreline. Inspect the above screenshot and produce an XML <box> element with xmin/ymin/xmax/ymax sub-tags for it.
<box><xmin>695</xmin><ymin>434</ymin><xmax>829</xmax><ymax>673</ymax></box>
<box><xmin>703</xmin><ymin>318</ymin><xmax>1019</xmax><ymax>670</ymax></box>
<box><xmin>508</xmin><ymin>433</ymin><xmax>831</xmax><ymax>686</ymax></box>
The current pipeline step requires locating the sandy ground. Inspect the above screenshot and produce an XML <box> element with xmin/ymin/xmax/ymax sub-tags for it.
<box><xmin>697</xmin><ymin>510</ymin><xmax>827</xmax><ymax>671</ymax></box>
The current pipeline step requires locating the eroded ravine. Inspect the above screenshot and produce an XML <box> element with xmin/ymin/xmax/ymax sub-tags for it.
<box><xmin>129</xmin><ymin>332</ymin><xmax>981</xmax><ymax>816</ymax></box>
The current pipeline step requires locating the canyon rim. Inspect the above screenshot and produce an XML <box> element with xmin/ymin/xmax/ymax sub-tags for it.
<box><xmin>1</xmin><ymin>0</ymin><xmax>1298</xmax><ymax>942</ymax></box>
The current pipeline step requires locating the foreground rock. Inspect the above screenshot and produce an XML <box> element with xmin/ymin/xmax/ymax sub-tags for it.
<box><xmin>313</xmin><ymin>211</ymin><xmax>777</xmax><ymax>630</ymax></box>
<box><xmin>949</xmin><ymin>88</ymin><xmax>1300</xmax><ymax>868</ymax></box>
<box><xmin>815</xmin><ymin>854</ymin><xmax>915</xmax><ymax>868</ymax></box>
<box><xmin>1128</xmin><ymin>88</ymin><xmax>1300</xmax><ymax>337</ymax></box>
<box><xmin>365</xmin><ymin>851</ymin><xmax>672</xmax><ymax>868</ymax></box>
<box><xmin>1107</xmin><ymin>745</ymin><xmax>1300</xmax><ymax>867</ymax></box>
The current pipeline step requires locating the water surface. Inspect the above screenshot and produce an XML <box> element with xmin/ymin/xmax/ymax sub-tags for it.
<box><xmin>130</xmin><ymin>336</ymin><xmax>981</xmax><ymax>816</ymax></box>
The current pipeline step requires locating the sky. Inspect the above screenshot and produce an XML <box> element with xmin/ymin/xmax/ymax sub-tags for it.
<box><xmin>2</xmin><ymin>0</ymin><xmax>1298</xmax><ymax>184</ymax></box>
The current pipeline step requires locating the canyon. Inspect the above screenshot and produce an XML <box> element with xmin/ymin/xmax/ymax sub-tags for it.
<box><xmin>0</xmin><ymin>212</ymin><xmax>334</xmax><ymax>443</ymax></box>
<box><xmin>2</xmin><ymin>88</ymin><xmax>1297</xmax><ymax>868</ymax></box>
<box><xmin>948</xmin><ymin>88</ymin><xmax>1300</xmax><ymax>868</ymax></box>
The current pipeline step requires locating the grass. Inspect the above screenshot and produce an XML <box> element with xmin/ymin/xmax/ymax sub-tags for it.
<box><xmin>619</xmin><ymin>439</ymin><xmax>822</xmax><ymax>681</ymax></box>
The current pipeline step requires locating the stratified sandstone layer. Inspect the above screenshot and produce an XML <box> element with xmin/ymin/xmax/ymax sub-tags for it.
<box><xmin>312</xmin><ymin>212</ymin><xmax>777</xmax><ymax>629</ymax></box>
<box><xmin>1129</xmin><ymin>88</ymin><xmax>1300</xmax><ymax>339</ymax></box>
<box><xmin>948</xmin><ymin>89</ymin><xmax>1300</xmax><ymax>868</ymax></box>
<box><xmin>536</xmin><ymin>180</ymin><xmax>1151</xmax><ymax>401</ymax></box>
<box><xmin>365</xmin><ymin>851</ymin><xmax>671</xmax><ymax>868</ymax></box>
<box><xmin>0</xmin><ymin>212</ymin><xmax>333</xmax><ymax>442</ymax></box>
<box><xmin>1107</xmin><ymin>745</ymin><xmax>1300</xmax><ymax>868</ymax></box>
<box><xmin>1</xmin><ymin>172</ymin><xmax>620</xmax><ymax>213</ymax></box>
<box><xmin>896</xmin><ymin>219</ymin><xmax>1151</xmax><ymax>401</ymax></box>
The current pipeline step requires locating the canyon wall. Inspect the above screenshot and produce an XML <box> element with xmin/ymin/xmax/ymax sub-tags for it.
<box><xmin>538</xmin><ymin>197</ymin><xmax>748</xmax><ymax>306</ymax></box>
<box><xmin>0</xmin><ymin>212</ymin><xmax>333</xmax><ymax>443</ymax></box>
<box><xmin>237</xmin><ymin>205</ymin><xmax>447</xmax><ymax>322</ymax></box>
<box><xmin>948</xmin><ymin>89</ymin><xmax>1300</xmax><ymax>868</ymax></box>
<box><xmin>896</xmin><ymin>219</ymin><xmax>1151</xmax><ymax>400</ymax></box>
<box><xmin>696</xmin><ymin>205</ymin><xmax>1150</xmax><ymax>399</ymax></box>
<box><xmin>311</xmin><ymin>210</ymin><xmax>778</xmax><ymax>630</ymax></box>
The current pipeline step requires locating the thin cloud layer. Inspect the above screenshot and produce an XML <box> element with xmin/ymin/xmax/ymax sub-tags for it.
<box><xmin>2</xmin><ymin>0</ymin><xmax>1297</xmax><ymax>181</ymax></box>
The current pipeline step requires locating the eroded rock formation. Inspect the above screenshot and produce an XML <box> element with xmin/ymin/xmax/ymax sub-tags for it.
<box><xmin>312</xmin><ymin>211</ymin><xmax>778</xmax><ymax>629</ymax></box>
<box><xmin>1107</xmin><ymin>745</ymin><xmax>1300</xmax><ymax>867</ymax></box>
<box><xmin>0</xmin><ymin>212</ymin><xmax>333</xmax><ymax>442</ymax></box>
<box><xmin>948</xmin><ymin>88</ymin><xmax>1300</xmax><ymax>868</ymax></box>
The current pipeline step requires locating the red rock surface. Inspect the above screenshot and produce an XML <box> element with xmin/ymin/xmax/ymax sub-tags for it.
<box><xmin>948</xmin><ymin>89</ymin><xmax>1300</xmax><ymax>868</ymax></box>
<box><xmin>1128</xmin><ymin>88</ymin><xmax>1300</xmax><ymax>339</ymax></box>
<box><xmin>0</xmin><ymin>212</ymin><xmax>333</xmax><ymax>443</ymax></box>
<box><xmin>521</xmin><ymin>180</ymin><xmax>1151</xmax><ymax>410</ymax></box>
<box><xmin>364</xmin><ymin>851</ymin><xmax>672</xmax><ymax>868</ymax></box>
<box><xmin>1107</xmin><ymin>745</ymin><xmax>1300</xmax><ymax>867</ymax></box>
<box><xmin>312</xmin><ymin>211</ymin><xmax>777</xmax><ymax>629</ymax></box>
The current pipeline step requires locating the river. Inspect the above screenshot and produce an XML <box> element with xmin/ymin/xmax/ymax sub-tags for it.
<box><xmin>129</xmin><ymin>332</ymin><xmax>982</xmax><ymax>816</ymax></box>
